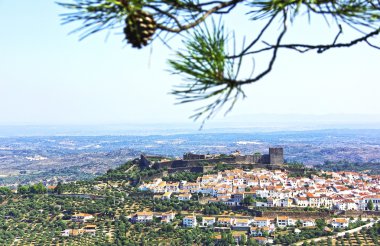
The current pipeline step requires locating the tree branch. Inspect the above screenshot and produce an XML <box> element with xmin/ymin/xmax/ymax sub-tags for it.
<box><xmin>233</xmin><ymin>10</ymin><xmax>288</xmax><ymax>85</ymax></box>
<box><xmin>265</xmin><ymin>27</ymin><xmax>380</xmax><ymax>54</ymax></box>
<box><xmin>156</xmin><ymin>0</ymin><xmax>243</xmax><ymax>33</ymax></box>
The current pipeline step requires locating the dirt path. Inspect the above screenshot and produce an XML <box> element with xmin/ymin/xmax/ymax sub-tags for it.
<box><xmin>294</xmin><ymin>221</ymin><xmax>376</xmax><ymax>245</ymax></box>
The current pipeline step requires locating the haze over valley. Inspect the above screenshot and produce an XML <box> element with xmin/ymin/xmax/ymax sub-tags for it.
<box><xmin>1</xmin><ymin>128</ymin><xmax>379</xmax><ymax>185</ymax></box>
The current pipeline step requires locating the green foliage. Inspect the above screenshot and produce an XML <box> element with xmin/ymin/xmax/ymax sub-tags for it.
<box><xmin>58</xmin><ymin>0</ymin><xmax>127</xmax><ymax>40</ymax></box>
<box><xmin>220</xmin><ymin>232</ymin><xmax>235</xmax><ymax>245</ymax></box>
<box><xmin>275</xmin><ymin>226</ymin><xmax>333</xmax><ymax>245</ymax></box>
<box><xmin>315</xmin><ymin>218</ymin><xmax>326</xmax><ymax>229</ymax></box>
<box><xmin>29</xmin><ymin>182</ymin><xmax>48</xmax><ymax>194</ymax></box>
<box><xmin>241</xmin><ymin>234</ymin><xmax>247</xmax><ymax>245</ymax></box>
<box><xmin>288</xmin><ymin>169</ymin><xmax>319</xmax><ymax>178</ymax></box>
<box><xmin>242</xmin><ymin>196</ymin><xmax>255</xmax><ymax>206</ymax></box>
<box><xmin>96</xmin><ymin>160</ymin><xmax>163</xmax><ymax>184</ymax></box>
<box><xmin>0</xmin><ymin>168</ymin><xmax>94</xmax><ymax>186</ymax></box>
<box><xmin>286</xmin><ymin>162</ymin><xmax>305</xmax><ymax>169</ymax></box>
<box><xmin>58</xmin><ymin>0</ymin><xmax>380</xmax><ymax>123</ymax></box>
<box><xmin>296</xmin><ymin>219</ymin><xmax>303</xmax><ymax>228</ymax></box>
<box><xmin>255</xmin><ymin>196</ymin><xmax>268</xmax><ymax>203</ymax></box>
<box><xmin>0</xmin><ymin>187</ymin><xmax>12</xmax><ymax>195</ymax></box>
<box><xmin>54</xmin><ymin>182</ymin><xmax>64</xmax><ymax>194</ymax></box>
<box><xmin>214</xmin><ymin>164</ymin><xmax>235</xmax><ymax>172</ymax></box>
<box><xmin>18</xmin><ymin>183</ymin><xmax>47</xmax><ymax>194</ymax></box>
<box><xmin>203</xmin><ymin>202</ymin><xmax>228</xmax><ymax>215</ymax></box>
<box><xmin>247</xmin><ymin>237</ymin><xmax>259</xmax><ymax>246</ymax></box>
<box><xmin>316</xmin><ymin>161</ymin><xmax>380</xmax><ymax>175</ymax></box>
<box><xmin>169</xmin><ymin>21</ymin><xmax>243</xmax><ymax>121</ymax></box>
<box><xmin>0</xmin><ymin>190</ymin><xmax>219</xmax><ymax>245</ymax></box>
<box><xmin>368</xmin><ymin>199</ymin><xmax>374</xmax><ymax>211</ymax></box>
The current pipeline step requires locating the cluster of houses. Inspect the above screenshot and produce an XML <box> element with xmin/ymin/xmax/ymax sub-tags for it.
<box><xmin>64</xmin><ymin>209</ymin><xmax>354</xmax><ymax>239</ymax></box>
<box><xmin>182</xmin><ymin>215</ymin><xmax>352</xmax><ymax>230</ymax></box>
<box><xmin>129</xmin><ymin>210</ymin><xmax>353</xmax><ymax>236</ymax></box>
<box><xmin>131</xmin><ymin>211</ymin><xmax>176</xmax><ymax>223</ymax></box>
<box><xmin>139</xmin><ymin>168</ymin><xmax>380</xmax><ymax>211</ymax></box>
<box><xmin>61</xmin><ymin>225</ymin><xmax>97</xmax><ymax>237</ymax></box>
<box><xmin>61</xmin><ymin>213</ymin><xmax>96</xmax><ymax>237</ymax></box>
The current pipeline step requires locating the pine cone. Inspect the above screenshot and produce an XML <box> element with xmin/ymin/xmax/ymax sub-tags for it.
<box><xmin>124</xmin><ymin>10</ymin><xmax>156</xmax><ymax>49</ymax></box>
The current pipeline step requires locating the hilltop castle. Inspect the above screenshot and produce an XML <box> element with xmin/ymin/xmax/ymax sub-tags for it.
<box><xmin>139</xmin><ymin>147</ymin><xmax>284</xmax><ymax>171</ymax></box>
<box><xmin>182</xmin><ymin>147</ymin><xmax>283</xmax><ymax>165</ymax></box>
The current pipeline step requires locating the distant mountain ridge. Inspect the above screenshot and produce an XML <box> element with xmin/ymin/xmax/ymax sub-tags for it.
<box><xmin>0</xmin><ymin>129</ymin><xmax>379</xmax><ymax>185</ymax></box>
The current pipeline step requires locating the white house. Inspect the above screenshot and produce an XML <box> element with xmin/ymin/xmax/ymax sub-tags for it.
<box><xmin>331</xmin><ymin>218</ymin><xmax>350</xmax><ymax>228</ymax></box>
<box><xmin>253</xmin><ymin>217</ymin><xmax>271</xmax><ymax>228</ymax></box>
<box><xmin>301</xmin><ymin>219</ymin><xmax>316</xmax><ymax>227</ymax></box>
<box><xmin>162</xmin><ymin>191</ymin><xmax>172</xmax><ymax>200</ymax></box>
<box><xmin>217</xmin><ymin>217</ymin><xmax>234</xmax><ymax>227</ymax></box>
<box><xmin>165</xmin><ymin>182</ymin><xmax>180</xmax><ymax>192</ymax></box>
<box><xmin>359</xmin><ymin>195</ymin><xmax>380</xmax><ymax>211</ymax></box>
<box><xmin>83</xmin><ymin>225</ymin><xmax>97</xmax><ymax>236</ymax></box>
<box><xmin>201</xmin><ymin>175</ymin><xmax>219</xmax><ymax>184</ymax></box>
<box><xmin>276</xmin><ymin>216</ymin><xmax>295</xmax><ymax>227</ymax></box>
<box><xmin>132</xmin><ymin>212</ymin><xmax>154</xmax><ymax>223</ymax></box>
<box><xmin>61</xmin><ymin>229</ymin><xmax>84</xmax><ymax>237</ymax></box>
<box><xmin>177</xmin><ymin>193</ymin><xmax>192</xmax><ymax>201</ymax></box>
<box><xmin>183</xmin><ymin>215</ymin><xmax>197</xmax><ymax>227</ymax></box>
<box><xmin>153</xmin><ymin>181</ymin><xmax>167</xmax><ymax>193</ymax></box>
<box><xmin>234</xmin><ymin>218</ymin><xmax>251</xmax><ymax>227</ymax></box>
<box><xmin>61</xmin><ymin>229</ymin><xmax>71</xmax><ymax>237</ymax></box>
<box><xmin>182</xmin><ymin>182</ymin><xmax>200</xmax><ymax>193</ymax></box>
<box><xmin>199</xmin><ymin>186</ymin><xmax>214</xmax><ymax>195</ymax></box>
<box><xmin>334</xmin><ymin>199</ymin><xmax>358</xmax><ymax>211</ymax></box>
<box><xmin>202</xmin><ymin>216</ymin><xmax>216</xmax><ymax>226</ymax></box>
<box><xmin>250</xmin><ymin>226</ymin><xmax>273</xmax><ymax>236</ymax></box>
<box><xmin>231</xmin><ymin>193</ymin><xmax>245</xmax><ymax>203</ymax></box>
<box><xmin>247</xmin><ymin>179</ymin><xmax>259</xmax><ymax>187</ymax></box>
<box><xmin>295</xmin><ymin>197</ymin><xmax>309</xmax><ymax>207</ymax></box>
<box><xmin>160</xmin><ymin>212</ymin><xmax>175</xmax><ymax>223</ymax></box>
<box><xmin>256</xmin><ymin>201</ymin><xmax>269</xmax><ymax>207</ymax></box>
<box><xmin>279</xmin><ymin>198</ymin><xmax>292</xmax><ymax>207</ymax></box>
<box><xmin>71</xmin><ymin>213</ymin><xmax>94</xmax><ymax>223</ymax></box>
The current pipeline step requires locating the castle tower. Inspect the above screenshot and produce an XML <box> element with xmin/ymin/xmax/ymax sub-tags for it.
<box><xmin>269</xmin><ymin>148</ymin><xmax>284</xmax><ymax>165</ymax></box>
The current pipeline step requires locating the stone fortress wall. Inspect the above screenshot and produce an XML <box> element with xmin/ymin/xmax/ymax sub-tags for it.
<box><xmin>139</xmin><ymin>147</ymin><xmax>284</xmax><ymax>171</ymax></box>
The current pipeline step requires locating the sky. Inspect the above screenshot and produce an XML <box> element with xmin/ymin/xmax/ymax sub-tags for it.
<box><xmin>0</xmin><ymin>1</ymin><xmax>379</xmax><ymax>130</ymax></box>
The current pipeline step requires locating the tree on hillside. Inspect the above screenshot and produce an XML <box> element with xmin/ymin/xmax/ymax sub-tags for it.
<box><xmin>241</xmin><ymin>234</ymin><xmax>247</xmax><ymax>245</ymax></box>
<box><xmin>59</xmin><ymin>0</ymin><xmax>380</xmax><ymax>123</ymax></box>
<box><xmin>242</xmin><ymin>195</ymin><xmax>255</xmax><ymax>206</ymax></box>
<box><xmin>29</xmin><ymin>183</ymin><xmax>48</xmax><ymax>194</ymax></box>
<box><xmin>54</xmin><ymin>182</ymin><xmax>64</xmax><ymax>195</ymax></box>
<box><xmin>367</xmin><ymin>199</ymin><xmax>374</xmax><ymax>211</ymax></box>
<box><xmin>315</xmin><ymin>218</ymin><xmax>326</xmax><ymax>229</ymax></box>
<box><xmin>18</xmin><ymin>185</ymin><xmax>29</xmax><ymax>194</ymax></box>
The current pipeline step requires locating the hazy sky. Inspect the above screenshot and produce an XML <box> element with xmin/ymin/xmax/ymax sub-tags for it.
<box><xmin>0</xmin><ymin>1</ymin><xmax>379</xmax><ymax>128</ymax></box>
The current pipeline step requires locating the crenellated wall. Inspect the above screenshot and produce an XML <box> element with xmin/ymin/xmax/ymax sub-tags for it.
<box><xmin>140</xmin><ymin>147</ymin><xmax>284</xmax><ymax>172</ymax></box>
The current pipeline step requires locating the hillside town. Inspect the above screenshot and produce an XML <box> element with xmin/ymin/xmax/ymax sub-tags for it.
<box><xmin>131</xmin><ymin>168</ymin><xmax>380</xmax><ymax>243</ymax></box>
<box><xmin>139</xmin><ymin>168</ymin><xmax>380</xmax><ymax>211</ymax></box>
<box><xmin>2</xmin><ymin>157</ymin><xmax>380</xmax><ymax>245</ymax></box>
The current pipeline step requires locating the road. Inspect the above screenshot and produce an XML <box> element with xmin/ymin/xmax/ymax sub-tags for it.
<box><xmin>294</xmin><ymin>220</ymin><xmax>376</xmax><ymax>245</ymax></box>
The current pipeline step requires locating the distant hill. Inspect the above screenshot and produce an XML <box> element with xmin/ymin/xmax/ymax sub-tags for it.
<box><xmin>315</xmin><ymin>161</ymin><xmax>380</xmax><ymax>175</ymax></box>
<box><xmin>0</xmin><ymin>129</ymin><xmax>379</xmax><ymax>185</ymax></box>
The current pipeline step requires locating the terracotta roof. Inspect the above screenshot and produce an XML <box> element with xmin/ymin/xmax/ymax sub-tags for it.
<box><xmin>277</xmin><ymin>216</ymin><xmax>289</xmax><ymax>220</ymax></box>
<box><xmin>202</xmin><ymin>217</ymin><xmax>216</xmax><ymax>220</ymax></box>
<box><xmin>184</xmin><ymin>216</ymin><xmax>196</xmax><ymax>219</ymax></box>
<box><xmin>73</xmin><ymin>213</ymin><xmax>93</xmax><ymax>217</ymax></box>
<box><xmin>218</xmin><ymin>217</ymin><xmax>232</xmax><ymax>222</ymax></box>
<box><xmin>136</xmin><ymin>211</ymin><xmax>153</xmax><ymax>216</ymax></box>
<box><xmin>254</xmin><ymin>217</ymin><xmax>269</xmax><ymax>221</ymax></box>
<box><xmin>235</xmin><ymin>218</ymin><xmax>249</xmax><ymax>223</ymax></box>
<box><xmin>334</xmin><ymin>218</ymin><xmax>349</xmax><ymax>223</ymax></box>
